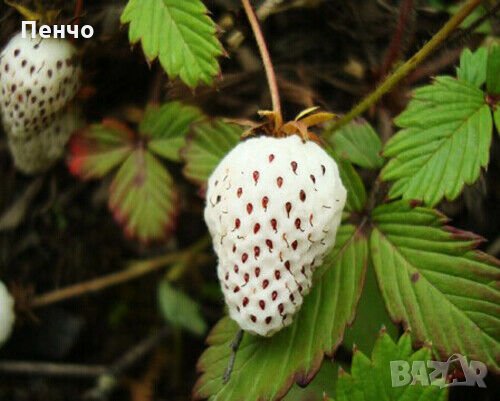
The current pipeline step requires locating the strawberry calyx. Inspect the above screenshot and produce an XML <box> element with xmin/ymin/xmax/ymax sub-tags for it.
<box><xmin>238</xmin><ymin>107</ymin><xmax>336</xmax><ymax>143</ymax></box>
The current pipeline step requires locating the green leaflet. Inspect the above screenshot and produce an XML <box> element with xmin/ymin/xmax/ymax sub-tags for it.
<box><xmin>121</xmin><ymin>0</ymin><xmax>223</xmax><ymax>87</ymax></box>
<box><xmin>109</xmin><ymin>149</ymin><xmax>177</xmax><ymax>242</ymax></box>
<box><xmin>370</xmin><ymin>201</ymin><xmax>500</xmax><ymax>373</ymax></box>
<box><xmin>182</xmin><ymin>120</ymin><xmax>243</xmax><ymax>186</ymax></box>
<box><xmin>456</xmin><ymin>47</ymin><xmax>488</xmax><ymax>88</ymax></box>
<box><xmin>382</xmin><ymin>76</ymin><xmax>493</xmax><ymax>206</ymax></box>
<box><xmin>336</xmin><ymin>332</ymin><xmax>448</xmax><ymax>401</ymax></box>
<box><xmin>194</xmin><ymin>224</ymin><xmax>368</xmax><ymax>401</ymax></box>
<box><xmin>327</xmin><ymin>119</ymin><xmax>384</xmax><ymax>169</ymax></box>
<box><xmin>142</xmin><ymin>102</ymin><xmax>204</xmax><ymax>162</ymax></box>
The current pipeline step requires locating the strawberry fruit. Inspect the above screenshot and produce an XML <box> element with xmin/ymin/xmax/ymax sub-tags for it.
<box><xmin>0</xmin><ymin>31</ymin><xmax>81</xmax><ymax>173</ymax></box>
<box><xmin>205</xmin><ymin>135</ymin><xmax>346</xmax><ymax>336</ymax></box>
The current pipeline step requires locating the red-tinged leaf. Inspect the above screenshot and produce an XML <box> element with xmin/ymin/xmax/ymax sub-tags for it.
<box><xmin>371</xmin><ymin>201</ymin><xmax>500</xmax><ymax>373</ymax></box>
<box><xmin>109</xmin><ymin>148</ymin><xmax>177</xmax><ymax>243</ymax></box>
<box><xmin>193</xmin><ymin>224</ymin><xmax>368</xmax><ymax>401</ymax></box>
<box><xmin>67</xmin><ymin>119</ymin><xmax>135</xmax><ymax>179</ymax></box>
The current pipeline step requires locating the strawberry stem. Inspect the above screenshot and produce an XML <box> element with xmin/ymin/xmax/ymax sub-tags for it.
<box><xmin>241</xmin><ymin>0</ymin><xmax>283</xmax><ymax>129</ymax></box>
<box><xmin>30</xmin><ymin>235</ymin><xmax>210</xmax><ymax>309</ymax></box>
<box><xmin>74</xmin><ymin>0</ymin><xmax>84</xmax><ymax>26</ymax></box>
<box><xmin>326</xmin><ymin>0</ymin><xmax>483</xmax><ymax>135</ymax></box>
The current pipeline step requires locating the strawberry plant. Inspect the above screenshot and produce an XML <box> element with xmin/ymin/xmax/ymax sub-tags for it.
<box><xmin>0</xmin><ymin>1</ymin><xmax>499</xmax><ymax>401</ymax></box>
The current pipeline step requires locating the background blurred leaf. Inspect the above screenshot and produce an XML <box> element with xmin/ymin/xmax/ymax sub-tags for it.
<box><xmin>382</xmin><ymin>76</ymin><xmax>493</xmax><ymax>206</ymax></box>
<box><xmin>158</xmin><ymin>280</ymin><xmax>207</xmax><ymax>336</ymax></box>
<box><xmin>141</xmin><ymin>102</ymin><xmax>204</xmax><ymax>162</ymax></box>
<box><xmin>327</xmin><ymin>120</ymin><xmax>384</xmax><ymax>169</ymax></box>
<box><xmin>68</xmin><ymin>119</ymin><xmax>134</xmax><ymax>179</ymax></box>
<box><xmin>450</xmin><ymin>4</ymin><xmax>492</xmax><ymax>34</ymax></box>
<box><xmin>336</xmin><ymin>332</ymin><xmax>448</xmax><ymax>401</ymax></box>
<box><xmin>194</xmin><ymin>223</ymin><xmax>368</xmax><ymax>401</ymax></box>
<box><xmin>109</xmin><ymin>148</ymin><xmax>177</xmax><ymax>243</ymax></box>
<box><xmin>370</xmin><ymin>201</ymin><xmax>500</xmax><ymax>373</ymax></box>
<box><xmin>120</xmin><ymin>0</ymin><xmax>223</xmax><ymax>87</ymax></box>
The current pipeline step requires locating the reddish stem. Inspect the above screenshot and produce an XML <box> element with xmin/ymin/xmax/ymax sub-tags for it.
<box><xmin>380</xmin><ymin>0</ymin><xmax>414</xmax><ymax>77</ymax></box>
<box><xmin>74</xmin><ymin>0</ymin><xmax>83</xmax><ymax>26</ymax></box>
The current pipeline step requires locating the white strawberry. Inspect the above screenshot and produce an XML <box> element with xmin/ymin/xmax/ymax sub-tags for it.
<box><xmin>0</xmin><ymin>281</ymin><xmax>15</xmax><ymax>347</ymax></box>
<box><xmin>7</xmin><ymin>107</ymin><xmax>82</xmax><ymax>174</ymax></box>
<box><xmin>0</xmin><ymin>31</ymin><xmax>81</xmax><ymax>173</ymax></box>
<box><xmin>205</xmin><ymin>135</ymin><xmax>346</xmax><ymax>337</ymax></box>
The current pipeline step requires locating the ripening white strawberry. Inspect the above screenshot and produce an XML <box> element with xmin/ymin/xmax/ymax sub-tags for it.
<box><xmin>0</xmin><ymin>281</ymin><xmax>15</xmax><ymax>347</ymax></box>
<box><xmin>7</xmin><ymin>107</ymin><xmax>82</xmax><ymax>174</ymax></box>
<box><xmin>0</xmin><ymin>32</ymin><xmax>81</xmax><ymax>135</ymax></box>
<box><xmin>205</xmin><ymin>135</ymin><xmax>346</xmax><ymax>337</ymax></box>
<box><xmin>0</xmin><ymin>31</ymin><xmax>81</xmax><ymax>173</ymax></box>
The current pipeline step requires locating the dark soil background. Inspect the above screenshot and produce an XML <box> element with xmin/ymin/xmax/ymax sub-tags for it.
<box><xmin>0</xmin><ymin>0</ymin><xmax>499</xmax><ymax>400</ymax></box>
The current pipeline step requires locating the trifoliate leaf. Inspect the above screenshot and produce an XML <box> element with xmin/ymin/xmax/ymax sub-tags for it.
<box><xmin>182</xmin><ymin>120</ymin><xmax>243</xmax><ymax>186</ymax></box>
<box><xmin>382</xmin><ymin>76</ymin><xmax>493</xmax><ymax>206</ymax></box>
<box><xmin>370</xmin><ymin>201</ymin><xmax>500</xmax><ymax>373</ymax></box>
<box><xmin>343</xmin><ymin>262</ymin><xmax>398</xmax><ymax>355</ymax></box>
<box><xmin>327</xmin><ymin>120</ymin><xmax>384</xmax><ymax>169</ymax></box>
<box><xmin>486</xmin><ymin>44</ymin><xmax>500</xmax><ymax>95</ymax></box>
<box><xmin>194</xmin><ymin>224</ymin><xmax>368</xmax><ymax>401</ymax></box>
<box><xmin>158</xmin><ymin>280</ymin><xmax>207</xmax><ymax>336</ymax></box>
<box><xmin>109</xmin><ymin>148</ymin><xmax>177</xmax><ymax>242</ymax></box>
<box><xmin>120</xmin><ymin>0</ymin><xmax>223</xmax><ymax>87</ymax></box>
<box><xmin>456</xmin><ymin>47</ymin><xmax>488</xmax><ymax>88</ymax></box>
<box><xmin>67</xmin><ymin>119</ymin><xmax>135</xmax><ymax>179</ymax></box>
<box><xmin>140</xmin><ymin>102</ymin><xmax>204</xmax><ymax>162</ymax></box>
<box><xmin>336</xmin><ymin>331</ymin><xmax>448</xmax><ymax>401</ymax></box>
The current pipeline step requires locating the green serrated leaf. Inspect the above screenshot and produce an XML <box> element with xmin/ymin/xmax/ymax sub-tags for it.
<box><xmin>343</xmin><ymin>261</ymin><xmax>398</xmax><ymax>355</ymax></box>
<box><xmin>370</xmin><ymin>201</ymin><xmax>500</xmax><ymax>374</ymax></box>
<box><xmin>109</xmin><ymin>148</ymin><xmax>177</xmax><ymax>242</ymax></box>
<box><xmin>158</xmin><ymin>280</ymin><xmax>207</xmax><ymax>336</ymax></box>
<box><xmin>327</xmin><ymin>120</ymin><xmax>384</xmax><ymax>169</ymax></box>
<box><xmin>382</xmin><ymin>76</ymin><xmax>493</xmax><ymax>206</ymax></box>
<box><xmin>67</xmin><ymin>120</ymin><xmax>134</xmax><ymax>179</ymax></box>
<box><xmin>456</xmin><ymin>47</ymin><xmax>488</xmax><ymax>88</ymax></box>
<box><xmin>486</xmin><ymin>44</ymin><xmax>500</xmax><ymax>95</ymax></box>
<box><xmin>182</xmin><ymin>120</ymin><xmax>243</xmax><ymax>185</ymax></box>
<box><xmin>337</xmin><ymin>332</ymin><xmax>448</xmax><ymax>401</ymax></box>
<box><xmin>120</xmin><ymin>0</ymin><xmax>223</xmax><ymax>87</ymax></box>
<box><xmin>141</xmin><ymin>102</ymin><xmax>204</xmax><ymax>162</ymax></box>
<box><xmin>194</xmin><ymin>224</ymin><xmax>368</xmax><ymax>401</ymax></box>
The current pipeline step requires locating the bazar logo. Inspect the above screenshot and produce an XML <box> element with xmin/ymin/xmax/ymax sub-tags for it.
<box><xmin>390</xmin><ymin>354</ymin><xmax>487</xmax><ymax>388</ymax></box>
